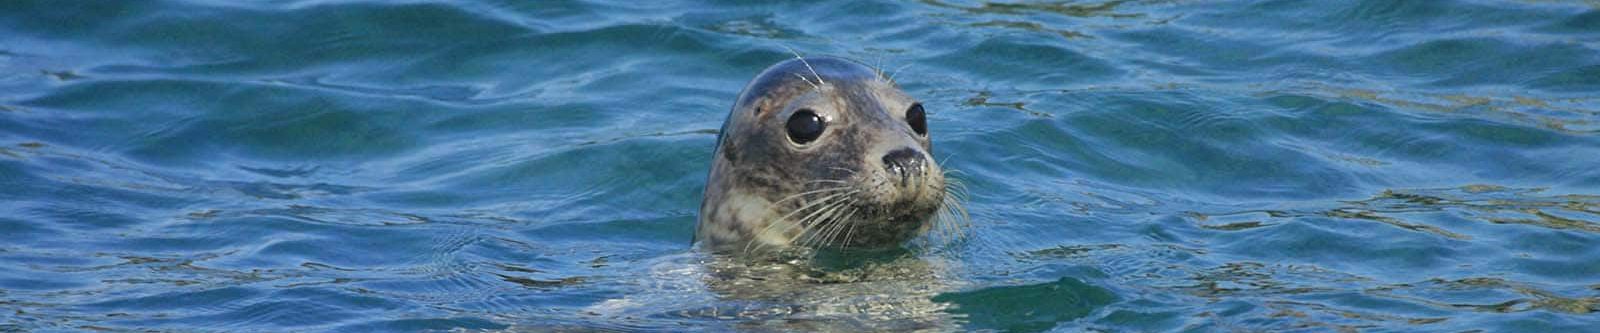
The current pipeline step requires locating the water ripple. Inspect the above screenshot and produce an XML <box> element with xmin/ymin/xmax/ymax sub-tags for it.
<box><xmin>3</xmin><ymin>0</ymin><xmax>1599</xmax><ymax>331</ymax></box>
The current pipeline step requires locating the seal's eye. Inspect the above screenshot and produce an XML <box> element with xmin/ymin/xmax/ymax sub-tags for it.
<box><xmin>786</xmin><ymin>109</ymin><xmax>825</xmax><ymax>145</ymax></box>
<box><xmin>906</xmin><ymin>103</ymin><xmax>927</xmax><ymax>136</ymax></box>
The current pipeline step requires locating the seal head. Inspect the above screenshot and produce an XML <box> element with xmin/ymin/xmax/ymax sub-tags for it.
<box><xmin>697</xmin><ymin>56</ymin><xmax>949</xmax><ymax>253</ymax></box>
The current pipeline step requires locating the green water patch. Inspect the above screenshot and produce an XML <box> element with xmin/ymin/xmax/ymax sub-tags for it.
<box><xmin>932</xmin><ymin>277</ymin><xmax>1117</xmax><ymax>332</ymax></box>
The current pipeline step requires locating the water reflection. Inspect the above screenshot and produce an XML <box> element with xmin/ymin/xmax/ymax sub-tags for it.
<box><xmin>690</xmin><ymin>250</ymin><xmax>963</xmax><ymax>331</ymax></box>
<box><xmin>933</xmin><ymin>277</ymin><xmax>1116</xmax><ymax>332</ymax></box>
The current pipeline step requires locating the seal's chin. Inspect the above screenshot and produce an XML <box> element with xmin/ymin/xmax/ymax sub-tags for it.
<box><xmin>824</xmin><ymin>189</ymin><xmax>945</xmax><ymax>249</ymax></box>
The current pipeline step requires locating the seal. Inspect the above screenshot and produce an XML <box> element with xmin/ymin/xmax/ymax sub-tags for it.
<box><xmin>696</xmin><ymin>56</ymin><xmax>965</xmax><ymax>254</ymax></box>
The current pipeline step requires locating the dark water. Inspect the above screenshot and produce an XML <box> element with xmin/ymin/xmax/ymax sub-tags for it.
<box><xmin>4</xmin><ymin>0</ymin><xmax>1600</xmax><ymax>331</ymax></box>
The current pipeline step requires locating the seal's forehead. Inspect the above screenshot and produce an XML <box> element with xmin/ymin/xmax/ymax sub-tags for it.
<box><xmin>736</xmin><ymin>56</ymin><xmax>884</xmax><ymax>111</ymax></box>
<box><xmin>770</xmin><ymin>56</ymin><xmax>880</xmax><ymax>82</ymax></box>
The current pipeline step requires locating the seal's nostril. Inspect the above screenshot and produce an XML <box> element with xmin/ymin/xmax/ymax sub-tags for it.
<box><xmin>881</xmin><ymin>148</ymin><xmax>925</xmax><ymax>182</ymax></box>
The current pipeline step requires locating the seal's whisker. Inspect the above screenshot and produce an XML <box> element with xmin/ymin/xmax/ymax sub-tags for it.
<box><xmin>943</xmin><ymin>170</ymin><xmax>966</xmax><ymax>183</ymax></box>
<box><xmin>871</xmin><ymin>52</ymin><xmax>886</xmax><ymax>83</ymax></box>
<box><xmin>944</xmin><ymin>182</ymin><xmax>971</xmax><ymax>222</ymax></box>
<box><xmin>775</xmin><ymin>189</ymin><xmax>855</xmax><ymax>229</ymax></box>
<box><xmin>946</xmin><ymin>194</ymin><xmax>971</xmax><ymax>236</ymax></box>
<box><xmin>793</xmin><ymin>200</ymin><xmax>838</xmax><ymax>248</ymax></box>
<box><xmin>697</xmin><ymin>56</ymin><xmax>959</xmax><ymax>254</ymax></box>
<box><xmin>944</xmin><ymin>176</ymin><xmax>969</xmax><ymax>202</ymax></box>
<box><xmin>744</xmin><ymin>188</ymin><xmax>855</xmax><ymax>254</ymax></box>
<box><xmin>819</xmin><ymin>203</ymin><xmax>860</xmax><ymax>249</ymax></box>
<box><xmin>812</xmin><ymin>192</ymin><xmax>862</xmax><ymax>249</ymax></box>
<box><xmin>940</xmin><ymin>195</ymin><xmax>966</xmax><ymax>228</ymax></box>
<box><xmin>757</xmin><ymin>189</ymin><xmax>851</xmax><ymax>246</ymax></box>
<box><xmin>780</xmin><ymin>189</ymin><xmax>857</xmax><ymax>225</ymax></box>
<box><xmin>839</xmin><ymin>206</ymin><xmax>861</xmax><ymax>248</ymax></box>
<box><xmin>805</xmin><ymin>179</ymin><xmax>851</xmax><ymax>185</ymax></box>
<box><xmin>812</xmin><ymin>204</ymin><xmax>851</xmax><ymax>246</ymax></box>
<box><xmin>931</xmin><ymin>206</ymin><xmax>954</xmax><ymax>245</ymax></box>
<box><xmin>782</xmin><ymin>45</ymin><xmax>826</xmax><ymax>87</ymax></box>
<box><xmin>944</xmin><ymin>176</ymin><xmax>971</xmax><ymax>202</ymax></box>
<box><xmin>887</xmin><ymin>63</ymin><xmax>914</xmax><ymax>85</ymax></box>
<box><xmin>803</xmin><ymin>201</ymin><xmax>851</xmax><ymax>248</ymax></box>
<box><xmin>948</xmin><ymin>185</ymin><xmax>970</xmax><ymax>203</ymax></box>
<box><xmin>791</xmin><ymin>73</ymin><xmax>820</xmax><ymax>90</ymax></box>
<box><xmin>791</xmin><ymin>193</ymin><xmax>857</xmax><ymax>248</ymax></box>
<box><xmin>790</xmin><ymin>190</ymin><xmax>856</xmax><ymax>239</ymax></box>
<box><xmin>928</xmin><ymin>182</ymin><xmax>972</xmax><ymax>246</ymax></box>
<box><xmin>749</xmin><ymin>196</ymin><xmax>832</xmax><ymax>255</ymax></box>
<box><xmin>810</xmin><ymin>195</ymin><xmax>859</xmax><ymax>248</ymax></box>
<box><xmin>929</xmin><ymin>207</ymin><xmax>949</xmax><ymax>244</ymax></box>
<box><xmin>943</xmin><ymin>203</ymin><xmax>963</xmax><ymax>242</ymax></box>
<box><xmin>771</xmin><ymin>186</ymin><xmax>851</xmax><ymax>207</ymax></box>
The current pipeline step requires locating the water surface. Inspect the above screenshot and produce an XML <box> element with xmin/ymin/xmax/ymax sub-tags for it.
<box><xmin>3</xmin><ymin>0</ymin><xmax>1599</xmax><ymax>331</ymax></box>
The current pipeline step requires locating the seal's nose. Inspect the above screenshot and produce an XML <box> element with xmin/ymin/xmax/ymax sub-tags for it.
<box><xmin>881</xmin><ymin>148</ymin><xmax>926</xmax><ymax>184</ymax></box>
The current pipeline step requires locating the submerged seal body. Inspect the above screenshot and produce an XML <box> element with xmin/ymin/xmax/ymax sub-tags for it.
<box><xmin>696</xmin><ymin>56</ymin><xmax>957</xmax><ymax>254</ymax></box>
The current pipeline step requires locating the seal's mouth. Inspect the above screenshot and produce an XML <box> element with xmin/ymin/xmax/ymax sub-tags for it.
<box><xmin>811</xmin><ymin>193</ymin><xmax>943</xmax><ymax>249</ymax></box>
<box><xmin>768</xmin><ymin>155</ymin><xmax>964</xmax><ymax>250</ymax></box>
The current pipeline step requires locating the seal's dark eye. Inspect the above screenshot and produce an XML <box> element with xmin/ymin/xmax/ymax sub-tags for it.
<box><xmin>906</xmin><ymin>103</ymin><xmax>927</xmax><ymax>136</ymax></box>
<box><xmin>786</xmin><ymin>109</ymin><xmax>825</xmax><ymax>145</ymax></box>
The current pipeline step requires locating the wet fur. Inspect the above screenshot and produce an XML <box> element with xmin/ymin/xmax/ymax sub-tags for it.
<box><xmin>697</xmin><ymin>57</ymin><xmax>963</xmax><ymax>254</ymax></box>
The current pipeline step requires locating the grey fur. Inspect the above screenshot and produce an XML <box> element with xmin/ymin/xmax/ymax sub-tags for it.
<box><xmin>696</xmin><ymin>57</ymin><xmax>947</xmax><ymax>254</ymax></box>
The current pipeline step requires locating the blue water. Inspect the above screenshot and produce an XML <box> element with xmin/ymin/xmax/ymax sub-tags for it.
<box><xmin>3</xmin><ymin>1</ymin><xmax>1599</xmax><ymax>331</ymax></box>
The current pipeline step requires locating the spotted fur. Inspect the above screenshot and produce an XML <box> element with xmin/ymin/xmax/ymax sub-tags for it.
<box><xmin>696</xmin><ymin>56</ymin><xmax>953</xmax><ymax>254</ymax></box>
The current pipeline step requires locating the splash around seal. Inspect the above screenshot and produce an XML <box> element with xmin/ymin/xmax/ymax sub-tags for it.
<box><xmin>695</xmin><ymin>56</ymin><xmax>967</xmax><ymax>254</ymax></box>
